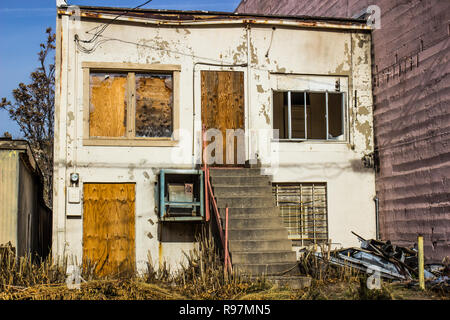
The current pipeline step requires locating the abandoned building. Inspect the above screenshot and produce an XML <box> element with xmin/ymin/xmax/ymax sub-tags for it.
<box><xmin>0</xmin><ymin>138</ymin><xmax>52</xmax><ymax>259</ymax></box>
<box><xmin>236</xmin><ymin>0</ymin><xmax>449</xmax><ymax>263</ymax></box>
<box><xmin>53</xmin><ymin>4</ymin><xmax>376</xmax><ymax>276</ymax></box>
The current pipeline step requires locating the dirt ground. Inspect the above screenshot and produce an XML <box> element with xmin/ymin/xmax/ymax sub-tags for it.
<box><xmin>0</xmin><ymin>278</ymin><xmax>447</xmax><ymax>300</ymax></box>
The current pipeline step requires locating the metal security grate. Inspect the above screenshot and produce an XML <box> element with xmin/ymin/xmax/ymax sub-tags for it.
<box><xmin>272</xmin><ymin>183</ymin><xmax>328</xmax><ymax>246</ymax></box>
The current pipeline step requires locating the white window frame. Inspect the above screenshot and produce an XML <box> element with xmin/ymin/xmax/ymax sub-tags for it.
<box><xmin>272</xmin><ymin>90</ymin><xmax>346</xmax><ymax>142</ymax></box>
<box><xmin>272</xmin><ymin>90</ymin><xmax>347</xmax><ymax>142</ymax></box>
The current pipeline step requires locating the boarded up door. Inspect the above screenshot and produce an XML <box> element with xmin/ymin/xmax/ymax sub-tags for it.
<box><xmin>201</xmin><ymin>71</ymin><xmax>245</xmax><ymax>166</ymax></box>
<box><xmin>83</xmin><ymin>183</ymin><xmax>135</xmax><ymax>277</ymax></box>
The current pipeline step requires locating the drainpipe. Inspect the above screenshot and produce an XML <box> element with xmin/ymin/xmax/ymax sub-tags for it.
<box><xmin>373</xmin><ymin>195</ymin><xmax>379</xmax><ymax>240</ymax></box>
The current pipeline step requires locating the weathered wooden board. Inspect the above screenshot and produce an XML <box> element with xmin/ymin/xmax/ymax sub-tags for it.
<box><xmin>89</xmin><ymin>73</ymin><xmax>127</xmax><ymax>137</ymax></box>
<box><xmin>83</xmin><ymin>183</ymin><xmax>135</xmax><ymax>277</ymax></box>
<box><xmin>135</xmin><ymin>73</ymin><xmax>173</xmax><ymax>137</ymax></box>
<box><xmin>201</xmin><ymin>71</ymin><xmax>245</xmax><ymax>165</ymax></box>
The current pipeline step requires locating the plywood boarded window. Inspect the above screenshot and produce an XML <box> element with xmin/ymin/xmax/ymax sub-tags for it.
<box><xmin>83</xmin><ymin>183</ymin><xmax>135</xmax><ymax>277</ymax></box>
<box><xmin>273</xmin><ymin>182</ymin><xmax>328</xmax><ymax>246</ymax></box>
<box><xmin>83</xmin><ymin>62</ymin><xmax>180</xmax><ymax>146</ymax></box>
<box><xmin>135</xmin><ymin>73</ymin><xmax>173</xmax><ymax>138</ymax></box>
<box><xmin>273</xmin><ymin>91</ymin><xmax>345</xmax><ymax>141</ymax></box>
<box><xmin>89</xmin><ymin>73</ymin><xmax>127</xmax><ymax>137</ymax></box>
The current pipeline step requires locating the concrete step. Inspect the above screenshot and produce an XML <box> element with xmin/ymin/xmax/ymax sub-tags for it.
<box><xmin>227</xmin><ymin>216</ymin><xmax>284</xmax><ymax>229</ymax></box>
<box><xmin>233</xmin><ymin>262</ymin><xmax>298</xmax><ymax>276</ymax></box>
<box><xmin>209</xmin><ymin>168</ymin><xmax>262</xmax><ymax>177</ymax></box>
<box><xmin>220</xmin><ymin>211</ymin><xmax>278</xmax><ymax>221</ymax></box>
<box><xmin>216</xmin><ymin>196</ymin><xmax>274</xmax><ymax>209</ymax></box>
<box><xmin>232</xmin><ymin>250</ymin><xmax>297</xmax><ymax>264</ymax></box>
<box><xmin>213</xmin><ymin>186</ymin><xmax>272</xmax><ymax>197</ymax></box>
<box><xmin>266</xmin><ymin>276</ymin><xmax>312</xmax><ymax>290</ymax></box>
<box><xmin>211</xmin><ymin>175</ymin><xmax>271</xmax><ymax>186</ymax></box>
<box><xmin>229</xmin><ymin>239</ymin><xmax>293</xmax><ymax>252</ymax></box>
<box><xmin>228</xmin><ymin>227</ymin><xmax>289</xmax><ymax>240</ymax></box>
<box><xmin>219</xmin><ymin>207</ymin><xmax>278</xmax><ymax>217</ymax></box>
<box><xmin>209</xmin><ymin>167</ymin><xmax>299</xmax><ymax>278</ymax></box>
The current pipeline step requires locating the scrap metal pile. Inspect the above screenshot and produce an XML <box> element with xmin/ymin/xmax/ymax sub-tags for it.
<box><xmin>315</xmin><ymin>232</ymin><xmax>449</xmax><ymax>289</ymax></box>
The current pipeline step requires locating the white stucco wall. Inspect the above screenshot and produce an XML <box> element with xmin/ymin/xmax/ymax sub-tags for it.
<box><xmin>53</xmin><ymin>10</ymin><xmax>375</xmax><ymax>272</ymax></box>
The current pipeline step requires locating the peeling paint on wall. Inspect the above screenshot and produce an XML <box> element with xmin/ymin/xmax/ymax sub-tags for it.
<box><xmin>249</xmin><ymin>39</ymin><xmax>259</xmax><ymax>65</ymax></box>
<box><xmin>355</xmin><ymin>120</ymin><xmax>372</xmax><ymax>151</ymax></box>
<box><xmin>232</xmin><ymin>41</ymin><xmax>248</xmax><ymax>65</ymax></box>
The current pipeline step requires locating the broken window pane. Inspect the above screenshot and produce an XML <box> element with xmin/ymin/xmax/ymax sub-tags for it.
<box><xmin>273</xmin><ymin>91</ymin><xmax>287</xmax><ymax>139</ymax></box>
<box><xmin>89</xmin><ymin>72</ymin><xmax>127</xmax><ymax>137</ymax></box>
<box><xmin>291</xmin><ymin>92</ymin><xmax>307</xmax><ymax>139</ymax></box>
<box><xmin>328</xmin><ymin>92</ymin><xmax>344</xmax><ymax>140</ymax></box>
<box><xmin>307</xmin><ymin>92</ymin><xmax>327</xmax><ymax>139</ymax></box>
<box><xmin>135</xmin><ymin>73</ymin><xmax>173</xmax><ymax>138</ymax></box>
<box><xmin>273</xmin><ymin>90</ymin><xmax>344</xmax><ymax>141</ymax></box>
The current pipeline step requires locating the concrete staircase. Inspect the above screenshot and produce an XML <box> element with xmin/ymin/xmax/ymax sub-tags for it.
<box><xmin>210</xmin><ymin>167</ymin><xmax>300</xmax><ymax>277</ymax></box>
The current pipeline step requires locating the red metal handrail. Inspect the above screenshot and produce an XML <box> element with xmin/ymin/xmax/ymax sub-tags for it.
<box><xmin>202</xmin><ymin>125</ymin><xmax>232</xmax><ymax>274</ymax></box>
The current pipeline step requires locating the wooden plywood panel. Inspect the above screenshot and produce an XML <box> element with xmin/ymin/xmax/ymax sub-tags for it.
<box><xmin>83</xmin><ymin>183</ymin><xmax>135</xmax><ymax>277</ymax></box>
<box><xmin>201</xmin><ymin>71</ymin><xmax>245</xmax><ymax>165</ymax></box>
<box><xmin>89</xmin><ymin>73</ymin><xmax>127</xmax><ymax>137</ymax></box>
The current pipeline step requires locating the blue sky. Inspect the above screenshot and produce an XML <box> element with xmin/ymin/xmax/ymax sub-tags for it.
<box><xmin>0</xmin><ymin>0</ymin><xmax>241</xmax><ymax>138</ymax></box>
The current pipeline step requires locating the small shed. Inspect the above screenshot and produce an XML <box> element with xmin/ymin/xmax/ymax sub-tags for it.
<box><xmin>0</xmin><ymin>138</ymin><xmax>52</xmax><ymax>259</ymax></box>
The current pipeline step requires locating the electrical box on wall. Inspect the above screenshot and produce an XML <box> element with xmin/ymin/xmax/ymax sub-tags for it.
<box><xmin>68</xmin><ymin>187</ymin><xmax>81</xmax><ymax>203</ymax></box>
<box><xmin>67</xmin><ymin>186</ymin><xmax>82</xmax><ymax>217</ymax></box>
<box><xmin>159</xmin><ymin>169</ymin><xmax>204</xmax><ymax>222</ymax></box>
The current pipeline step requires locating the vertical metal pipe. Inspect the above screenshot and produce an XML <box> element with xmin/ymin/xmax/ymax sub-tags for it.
<box><xmin>202</xmin><ymin>125</ymin><xmax>209</xmax><ymax>222</ymax></box>
<box><xmin>160</xmin><ymin>170</ymin><xmax>165</xmax><ymax>220</ymax></box>
<box><xmin>199</xmin><ymin>170</ymin><xmax>204</xmax><ymax>220</ymax></box>
<box><xmin>342</xmin><ymin>92</ymin><xmax>345</xmax><ymax>140</ymax></box>
<box><xmin>325</xmin><ymin>91</ymin><xmax>329</xmax><ymax>140</ymax></box>
<box><xmin>288</xmin><ymin>91</ymin><xmax>292</xmax><ymax>139</ymax></box>
<box><xmin>374</xmin><ymin>196</ymin><xmax>379</xmax><ymax>240</ymax></box>
<box><xmin>304</xmin><ymin>92</ymin><xmax>307</xmax><ymax>139</ymax></box>
<box><xmin>246</xmin><ymin>25</ymin><xmax>251</xmax><ymax>160</ymax></box>
<box><xmin>418</xmin><ymin>235</ymin><xmax>425</xmax><ymax>290</ymax></box>
<box><xmin>225</xmin><ymin>207</ymin><xmax>229</xmax><ymax>275</ymax></box>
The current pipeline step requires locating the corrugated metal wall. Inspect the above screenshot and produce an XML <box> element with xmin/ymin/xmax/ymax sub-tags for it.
<box><xmin>1</xmin><ymin>147</ymin><xmax>52</xmax><ymax>259</ymax></box>
<box><xmin>0</xmin><ymin>150</ymin><xmax>19</xmax><ymax>249</ymax></box>
<box><xmin>236</xmin><ymin>0</ymin><xmax>450</xmax><ymax>262</ymax></box>
<box><xmin>17</xmin><ymin>158</ymin><xmax>37</xmax><ymax>257</ymax></box>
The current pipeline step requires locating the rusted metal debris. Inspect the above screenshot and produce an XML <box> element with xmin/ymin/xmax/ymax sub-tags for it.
<box><xmin>316</xmin><ymin>231</ymin><xmax>448</xmax><ymax>283</ymax></box>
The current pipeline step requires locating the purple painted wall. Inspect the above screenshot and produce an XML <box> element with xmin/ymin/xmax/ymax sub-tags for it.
<box><xmin>236</xmin><ymin>0</ymin><xmax>450</xmax><ymax>263</ymax></box>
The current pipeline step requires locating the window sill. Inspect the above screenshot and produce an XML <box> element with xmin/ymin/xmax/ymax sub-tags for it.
<box><xmin>83</xmin><ymin>138</ymin><xmax>179</xmax><ymax>147</ymax></box>
<box><xmin>272</xmin><ymin>139</ymin><xmax>346</xmax><ymax>143</ymax></box>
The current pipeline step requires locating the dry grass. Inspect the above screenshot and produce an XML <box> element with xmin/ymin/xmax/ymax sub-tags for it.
<box><xmin>0</xmin><ymin>244</ymin><xmax>67</xmax><ymax>292</ymax></box>
<box><xmin>142</xmin><ymin>229</ymin><xmax>271</xmax><ymax>300</ymax></box>
<box><xmin>1</xmin><ymin>238</ymin><xmax>447</xmax><ymax>300</ymax></box>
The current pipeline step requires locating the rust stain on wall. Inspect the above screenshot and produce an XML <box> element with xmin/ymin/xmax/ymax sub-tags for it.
<box><xmin>355</xmin><ymin>120</ymin><xmax>372</xmax><ymax>151</ymax></box>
